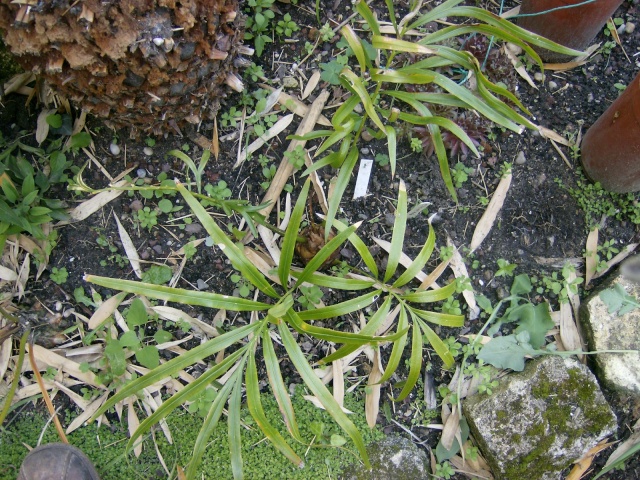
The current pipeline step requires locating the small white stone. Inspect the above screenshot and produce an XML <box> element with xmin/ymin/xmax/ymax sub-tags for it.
<box><xmin>626</xmin><ymin>22</ymin><xmax>636</xmax><ymax>34</ymax></box>
<box><xmin>153</xmin><ymin>37</ymin><xmax>164</xmax><ymax>46</ymax></box>
<box><xmin>534</xmin><ymin>72</ymin><xmax>545</xmax><ymax>82</ymax></box>
<box><xmin>617</xmin><ymin>24</ymin><xmax>627</xmax><ymax>35</ymax></box>
<box><xmin>548</xmin><ymin>80</ymin><xmax>558</xmax><ymax>91</ymax></box>
<box><xmin>506</xmin><ymin>42</ymin><xmax>523</xmax><ymax>56</ymax></box>
<box><xmin>109</xmin><ymin>143</ymin><xmax>120</xmax><ymax>155</ymax></box>
<box><xmin>143</xmin><ymin>146</ymin><xmax>153</xmax><ymax>156</ymax></box>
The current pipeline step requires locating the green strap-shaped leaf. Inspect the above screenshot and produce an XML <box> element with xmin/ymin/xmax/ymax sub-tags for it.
<box><xmin>280</xmin><ymin>180</ymin><xmax>311</xmax><ymax>287</ymax></box>
<box><xmin>325</xmin><ymin>146</ymin><xmax>358</xmax><ymax>238</ymax></box>
<box><xmin>355</xmin><ymin>0</ymin><xmax>381</xmax><ymax>36</ymax></box>
<box><xmin>320</xmin><ymin>296</ymin><xmax>393</xmax><ymax>365</ymax></box>
<box><xmin>408</xmin><ymin>0</ymin><xmax>463</xmax><ymax>31</ymax></box>
<box><xmin>178</xmin><ymin>183</ymin><xmax>279</xmax><ymax>298</ymax></box>
<box><xmin>229</xmin><ymin>372</ymin><xmax>244</xmax><ymax>479</ymax></box>
<box><xmin>289</xmin><ymin>269</ymin><xmax>375</xmax><ymax>291</ymax></box>
<box><xmin>262</xmin><ymin>329</ymin><xmax>302</xmax><ymax>441</ymax></box>
<box><xmin>168</xmin><ymin>149</ymin><xmax>202</xmax><ymax>193</ymax></box>
<box><xmin>409</xmin><ymin>307</ymin><xmax>465</xmax><ymax>327</ymax></box>
<box><xmin>293</xmin><ymin>223</ymin><xmax>359</xmax><ymax>289</ymax></box>
<box><xmin>127</xmin><ymin>347</ymin><xmax>245</xmax><ymax>453</ymax></box>
<box><xmin>340</xmin><ymin>69</ymin><xmax>386</xmax><ymax>133</ymax></box>
<box><xmin>418</xmin><ymin>318</ymin><xmax>456</xmax><ymax>369</ymax></box>
<box><xmin>331</xmin><ymin>218</ymin><xmax>378</xmax><ymax>279</ymax></box>
<box><xmin>332</xmin><ymin>95</ymin><xmax>361</xmax><ymax>129</ymax></box>
<box><xmin>383</xmin><ymin>91</ymin><xmax>468</xmax><ymax>109</ymax></box>
<box><xmin>379</xmin><ymin>306</ymin><xmax>408</xmax><ymax>383</ymax></box>
<box><xmin>395</xmin><ymin>320</ymin><xmax>423</xmax><ymax>401</ymax></box>
<box><xmin>287</xmin><ymin>309</ymin><xmax>399</xmax><ymax>345</ymax></box>
<box><xmin>298</xmin><ymin>290</ymin><xmax>380</xmax><ymax>321</ymax></box>
<box><xmin>371</xmin><ymin>35</ymin><xmax>435</xmax><ymax>55</ymax></box>
<box><xmin>371</xmin><ymin>68</ymin><xmax>436</xmax><ymax>86</ymax></box>
<box><xmin>278</xmin><ymin>322</ymin><xmax>371</xmax><ymax>468</ymax></box>
<box><xmin>288</xmin><ymin>130</ymin><xmax>334</xmax><ymax>141</ymax></box>
<box><xmin>385</xmin><ymin>125</ymin><xmax>397</xmax><ymax>178</ymax></box>
<box><xmin>384</xmin><ymin>179</ymin><xmax>407</xmax><ymax>283</ymax></box>
<box><xmin>188</xmin><ymin>365</ymin><xmax>242</xmax><ymax>479</ymax></box>
<box><xmin>246</xmin><ymin>349</ymin><xmax>303</xmax><ymax>466</ymax></box>
<box><xmin>89</xmin><ymin>322</ymin><xmax>260</xmax><ymax>423</ymax></box>
<box><xmin>401</xmin><ymin>280</ymin><xmax>458</xmax><ymax>303</ymax></box>
<box><xmin>393</xmin><ymin>222</ymin><xmax>435</xmax><ymax>288</ymax></box>
<box><xmin>316</xmin><ymin>119</ymin><xmax>355</xmax><ymax>157</ymax></box>
<box><xmin>341</xmin><ymin>25</ymin><xmax>368</xmax><ymax>72</ymax></box>
<box><xmin>85</xmin><ymin>275</ymin><xmax>270</xmax><ymax>311</ymax></box>
<box><xmin>431</xmin><ymin>120</ymin><xmax>457</xmax><ymax>201</ymax></box>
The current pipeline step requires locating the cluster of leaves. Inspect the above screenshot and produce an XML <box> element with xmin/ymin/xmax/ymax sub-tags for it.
<box><xmin>299</xmin><ymin>0</ymin><xmax>580</xmax><ymax>239</ymax></box>
<box><xmin>84</xmin><ymin>177</ymin><xmax>462</xmax><ymax>479</ymax></box>
<box><xmin>244</xmin><ymin>0</ymin><xmax>299</xmax><ymax>56</ymax></box>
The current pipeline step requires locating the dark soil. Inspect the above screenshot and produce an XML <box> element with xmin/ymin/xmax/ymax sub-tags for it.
<box><xmin>2</xmin><ymin>0</ymin><xmax>640</xmax><ymax>478</ymax></box>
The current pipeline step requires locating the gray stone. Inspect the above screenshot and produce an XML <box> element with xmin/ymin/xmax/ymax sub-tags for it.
<box><xmin>282</xmin><ymin>76</ymin><xmax>298</xmax><ymax>88</ymax></box>
<box><xmin>515</xmin><ymin>151</ymin><xmax>526</xmax><ymax>165</ymax></box>
<box><xmin>464</xmin><ymin>356</ymin><xmax>616</xmax><ymax>480</ymax></box>
<box><xmin>626</xmin><ymin>22</ymin><xmax>636</xmax><ymax>34</ymax></box>
<box><xmin>580</xmin><ymin>256</ymin><xmax>640</xmax><ymax>396</ymax></box>
<box><xmin>342</xmin><ymin>435</ymin><xmax>429</xmax><ymax>480</ymax></box>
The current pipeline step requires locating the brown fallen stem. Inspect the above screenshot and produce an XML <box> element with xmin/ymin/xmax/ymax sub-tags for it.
<box><xmin>28</xmin><ymin>342</ymin><xmax>69</xmax><ymax>444</ymax></box>
<box><xmin>0</xmin><ymin>330</ymin><xmax>29</xmax><ymax>425</ymax></box>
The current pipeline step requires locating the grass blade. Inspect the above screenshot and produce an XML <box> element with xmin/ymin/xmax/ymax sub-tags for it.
<box><xmin>393</xmin><ymin>222</ymin><xmax>435</xmax><ymax>288</ymax></box>
<box><xmin>278</xmin><ymin>321</ymin><xmax>371</xmax><ymax>467</ymax></box>
<box><xmin>379</xmin><ymin>306</ymin><xmax>408</xmax><ymax>383</ymax></box>
<box><xmin>298</xmin><ymin>290</ymin><xmax>380</xmax><ymax>321</ymax></box>
<box><xmin>330</xmin><ymin>217</ymin><xmax>378</xmax><ymax>278</ymax></box>
<box><xmin>262</xmin><ymin>329</ymin><xmax>302</xmax><ymax>441</ymax></box>
<box><xmin>85</xmin><ymin>275</ymin><xmax>270</xmax><ymax>311</ymax></box>
<box><xmin>246</xmin><ymin>348</ymin><xmax>303</xmax><ymax>466</ymax></box>
<box><xmin>408</xmin><ymin>307</ymin><xmax>465</xmax><ymax>327</ymax></box>
<box><xmin>177</xmin><ymin>183</ymin><xmax>279</xmax><ymax>298</ymax></box>
<box><xmin>340</xmin><ymin>69</ymin><xmax>386</xmax><ymax>133</ymax></box>
<box><xmin>418</xmin><ymin>319</ymin><xmax>456</xmax><ymax>369</ymax></box>
<box><xmin>229</xmin><ymin>373</ymin><xmax>244</xmax><ymax>479</ymax></box>
<box><xmin>280</xmin><ymin>179</ymin><xmax>310</xmax><ymax>287</ymax></box>
<box><xmin>401</xmin><ymin>280</ymin><xmax>457</xmax><ymax>303</ymax></box>
<box><xmin>325</xmin><ymin>147</ymin><xmax>358</xmax><ymax>238</ymax></box>
<box><xmin>290</xmin><ymin>269</ymin><xmax>375</xmax><ymax>291</ymax></box>
<box><xmin>395</xmin><ymin>319</ymin><xmax>423</xmax><ymax>401</ymax></box>
<box><xmin>355</xmin><ymin>0</ymin><xmax>381</xmax><ymax>36</ymax></box>
<box><xmin>341</xmin><ymin>25</ymin><xmax>368</xmax><ymax>71</ymax></box>
<box><xmin>384</xmin><ymin>179</ymin><xmax>407</xmax><ymax>282</ymax></box>
<box><xmin>385</xmin><ymin>125</ymin><xmax>397</xmax><ymax>177</ymax></box>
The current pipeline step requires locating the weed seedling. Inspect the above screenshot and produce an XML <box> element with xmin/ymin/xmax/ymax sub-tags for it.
<box><xmin>284</xmin><ymin>145</ymin><xmax>306</xmax><ymax>169</ymax></box>
<box><xmin>137</xmin><ymin>207</ymin><xmax>158</xmax><ymax>231</ymax></box>
<box><xmin>495</xmin><ymin>258</ymin><xmax>517</xmax><ymax>278</ymax></box>
<box><xmin>275</xmin><ymin>13</ymin><xmax>299</xmax><ymax>38</ymax></box>
<box><xmin>50</xmin><ymin>267</ymin><xmax>68</xmax><ymax>285</ymax></box>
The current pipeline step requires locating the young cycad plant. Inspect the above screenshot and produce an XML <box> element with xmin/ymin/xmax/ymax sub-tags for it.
<box><xmin>300</xmin><ymin>0</ymin><xmax>581</xmax><ymax>235</ymax></box>
<box><xmin>84</xmin><ymin>178</ymin><xmax>462</xmax><ymax>478</ymax></box>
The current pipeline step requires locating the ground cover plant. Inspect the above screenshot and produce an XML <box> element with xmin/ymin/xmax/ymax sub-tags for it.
<box><xmin>1</xmin><ymin>0</ymin><xmax>640</xmax><ymax>479</ymax></box>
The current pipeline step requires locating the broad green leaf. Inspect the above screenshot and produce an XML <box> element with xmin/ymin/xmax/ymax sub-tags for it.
<box><xmin>278</xmin><ymin>322</ymin><xmax>371</xmax><ymax>467</ymax></box>
<box><xmin>262</xmin><ymin>329</ymin><xmax>302</xmax><ymax>441</ymax></box>
<box><xmin>246</xmin><ymin>350</ymin><xmax>303</xmax><ymax>466</ymax></box>
<box><xmin>384</xmin><ymin>179</ymin><xmax>407</xmax><ymax>282</ymax></box>
<box><xmin>178</xmin><ymin>183</ymin><xmax>279</xmax><ymax>298</ymax></box>
<box><xmin>340</xmin><ymin>69</ymin><xmax>386</xmax><ymax>133</ymax></box>
<box><xmin>393</xmin><ymin>223</ymin><xmax>435</xmax><ymax>288</ymax></box>
<box><xmin>119</xmin><ymin>331</ymin><xmax>140</xmax><ymax>348</ymax></box>
<box><xmin>477</xmin><ymin>332</ymin><xmax>541</xmax><ymax>371</ymax></box>
<box><xmin>418</xmin><ymin>319</ymin><xmax>455</xmax><ymax>369</ymax></box>
<box><xmin>229</xmin><ymin>373</ymin><xmax>244</xmax><ymax>479</ymax></box>
<box><xmin>341</xmin><ymin>25</ymin><xmax>368</xmax><ymax>72</ymax></box>
<box><xmin>85</xmin><ymin>276</ymin><xmax>270</xmax><ymax>311</ymax></box>
<box><xmin>280</xmin><ymin>180</ymin><xmax>310</xmax><ymax>287</ymax></box>
<box><xmin>371</xmin><ymin>68</ymin><xmax>436</xmax><ymax>85</ymax></box>
<box><xmin>298</xmin><ymin>290</ymin><xmax>380</xmax><ymax>321</ymax></box>
<box><xmin>90</xmin><ymin>322</ymin><xmax>260</xmax><ymax>423</ymax></box>
<box><xmin>600</xmin><ymin>284</ymin><xmax>640</xmax><ymax>316</ymax></box>
<box><xmin>293</xmin><ymin>223</ymin><xmax>359</xmax><ymax>288</ymax></box>
<box><xmin>395</xmin><ymin>322</ymin><xmax>423</xmax><ymax>401</ymax></box>
<box><xmin>126</xmin><ymin>298</ymin><xmax>148</xmax><ymax>327</ymax></box>
<box><xmin>510</xmin><ymin>274</ymin><xmax>533</xmax><ymax>296</ymax></box>
<box><xmin>135</xmin><ymin>345</ymin><xmax>160</xmax><ymax>369</ymax></box>
<box><xmin>510</xmin><ymin>303</ymin><xmax>555</xmax><ymax>349</ymax></box>
<box><xmin>325</xmin><ymin>147</ymin><xmax>358</xmax><ymax>238</ymax></box>
<box><xmin>379</xmin><ymin>306</ymin><xmax>408</xmax><ymax>383</ymax></box>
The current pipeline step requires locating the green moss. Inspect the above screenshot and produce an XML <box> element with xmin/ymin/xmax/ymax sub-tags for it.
<box><xmin>0</xmin><ymin>39</ymin><xmax>22</xmax><ymax>85</ymax></box>
<box><xmin>0</xmin><ymin>389</ymin><xmax>383</xmax><ymax>480</ymax></box>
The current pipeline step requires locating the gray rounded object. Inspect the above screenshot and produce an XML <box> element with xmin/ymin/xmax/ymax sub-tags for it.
<box><xmin>18</xmin><ymin>443</ymin><xmax>100</xmax><ymax>480</ymax></box>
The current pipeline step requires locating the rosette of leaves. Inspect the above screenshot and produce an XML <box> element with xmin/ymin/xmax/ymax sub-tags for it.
<box><xmin>299</xmin><ymin>0</ymin><xmax>581</xmax><ymax>235</ymax></box>
<box><xmin>84</xmin><ymin>178</ymin><xmax>462</xmax><ymax>479</ymax></box>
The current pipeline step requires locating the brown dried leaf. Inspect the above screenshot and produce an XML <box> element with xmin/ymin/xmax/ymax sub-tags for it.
<box><xmin>585</xmin><ymin>228</ymin><xmax>599</xmax><ymax>286</ymax></box>
<box><xmin>441</xmin><ymin>405</ymin><xmax>460</xmax><ymax>450</ymax></box>
<box><xmin>365</xmin><ymin>350</ymin><xmax>382</xmax><ymax>428</ymax></box>
<box><xmin>114</xmin><ymin>215</ymin><xmax>142</xmax><ymax>279</ymax></box>
<box><xmin>236</xmin><ymin>114</ymin><xmax>294</xmax><ymax>167</ymax></box>
<box><xmin>128</xmin><ymin>397</ymin><xmax>143</xmax><ymax>457</ymax></box>
<box><xmin>258</xmin><ymin>84</ymin><xmax>331</xmax><ymax>126</ymax></box>
<box><xmin>66</xmin><ymin>391</ymin><xmax>109</xmax><ymax>433</ymax></box>
<box><xmin>302</xmin><ymin>70</ymin><xmax>321</xmax><ymax>99</ymax></box>
<box><xmin>212</xmin><ymin>116</ymin><xmax>219</xmax><ymax>161</ymax></box>
<box><xmin>63</xmin><ymin>180</ymin><xmax>128</xmax><ymax>223</ymax></box>
<box><xmin>567</xmin><ymin>439</ymin><xmax>615</xmax><ymax>480</ymax></box>
<box><xmin>332</xmin><ymin>351</ymin><xmax>344</xmax><ymax>408</ymax></box>
<box><xmin>447</xmin><ymin>237</ymin><xmax>479</xmax><ymax>319</ymax></box>
<box><xmin>36</xmin><ymin>108</ymin><xmax>57</xmax><ymax>145</ymax></box>
<box><xmin>470</xmin><ymin>171</ymin><xmax>511</xmax><ymax>252</ymax></box>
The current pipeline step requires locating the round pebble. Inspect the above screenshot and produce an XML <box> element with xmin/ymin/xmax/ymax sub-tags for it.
<box><xmin>109</xmin><ymin>143</ymin><xmax>120</xmax><ymax>155</ymax></box>
<box><xmin>143</xmin><ymin>146</ymin><xmax>153</xmax><ymax>156</ymax></box>
<box><xmin>515</xmin><ymin>151</ymin><xmax>526</xmax><ymax>165</ymax></box>
<box><xmin>626</xmin><ymin>22</ymin><xmax>636</xmax><ymax>34</ymax></box>
<box><xmin>153</xmin><ymin>37</ymin><xmax>164</xmax><ymax>46</ymax></box>
<box><xmin>136</xmin><ymin>168</ymin><xmax>147</xmax><ymax>178</ymax></box>
<box><xmin>534</xmin><ymin>72</ymin><xmax>545</xmax><ymax>82</ymax></box>
<box><xmin>548</xmin><ymin>80</ymin><xmax>558</xmax><ymax>91</ymax></box>
<box><xmin>185</xmin><ymin>223</ymin><xmax>203</xmax><ymax>234</ymax></box>
<box><xmin>505</xmin><ymin>42</ymin><xmax>523</xmax><ymax>56</ymax></box>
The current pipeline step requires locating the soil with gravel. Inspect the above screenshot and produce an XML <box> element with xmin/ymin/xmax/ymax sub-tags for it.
<box><xmin>2</xmin><ymin>0</ymin><xmax>640</xmax><ymax>478</ymax></box>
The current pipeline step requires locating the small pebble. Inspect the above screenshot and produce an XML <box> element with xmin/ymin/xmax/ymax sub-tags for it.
<box><xmin>515</xmin><ymin>151</ymin><xmax>526</xmax><ymax>165</ymax></box>
<box><xmin>140</xmin><ymin>250</ymin><xmax>150</xmax><ymax>260</ymax></box>
<box><xmin>130</xmin><ymin>199</ymin><xmax>143</xmax><ymax>211</ymax></box>
<box><xmin>153</xmin><ymin>37</ymin><xmax>164</xmax><ymax>46</ymax></box>
<box><xmin>143</xmin><ymin>146</ymin><xmax>153</xmax><ymax>156</ymax></box>
<box><xmin>109</xmin><ymin>143</ymin><xmax>121</xmax><ymax>155</ymax></box>
<box><xmin>548</xmin><ymin>80</ymin><xmax>558</xmax><ymax>91</ymax></box>
<box><xmin>185</xmin><ymin>223</ymin><xmax>203</xmax><ymax>234</ymax></box>
<box><xmin>162</xmin><ymin>163</ymin><xmax>171</xmax><ymax>172</ymax></box>
<box><xmin>152</xmin><ymin>245</ymin><xmax>163</xmax><ymax>254</ymax></box>
<box><xmin>361</xmin><ymin>130</ymin><xmax>373</xmax><ymax>141</ymax></box>
<box><xmin>587</xmin><ymin>92</ymin><xmax>594</xmax><ymax>103</ymax></box>
<box><xmin>505</xmin><ymin>42</ymin><xmax>523</xmax><ymax>56</ymax></box>
<box><xmin>534</xmin><ymin>72</ymin><xmax>545</xmax><ymax>82</ymax></box>
<box><xmin>360</xmin><ymin>148</ymin><xmax>370</xmax><ymax>155</ymax></box>
<box><xmin>197</xmin><ymin>279</ymin><xmax>209</xmax><ymax>290</ymax></box>
<box><xmin>353</xmin><ymin>103</ymin><xmax>363</xmax><ymax>114</ymax></box>
<box><xmin>626</xmin><ymin>22</ymin><xmax>636</xmax><ymax>34</ymax></box>
<box><xmin>282</xmin><ymin>76</ymin><xmax>298</xmax><ymax>88</ymax></box>
<box><xmin>617</xmin><ymin>24</ymin><xmax>627</xmax><ymax>35</ymax></box>
<box><xmin>136</xmin><ymin>168</ymin><xmax>147</xmax><ymax>178</ymax></box>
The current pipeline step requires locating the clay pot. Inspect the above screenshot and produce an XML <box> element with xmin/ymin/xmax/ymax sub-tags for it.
<box><xmin>518</xmin><ymin>0</ymin><xmax>623</xmax><ymax>62</ymax></box>
<box><xmin>580</xmin><ymin>71</ymin><xmax>640</xmax><ymax>193</ymax></box>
